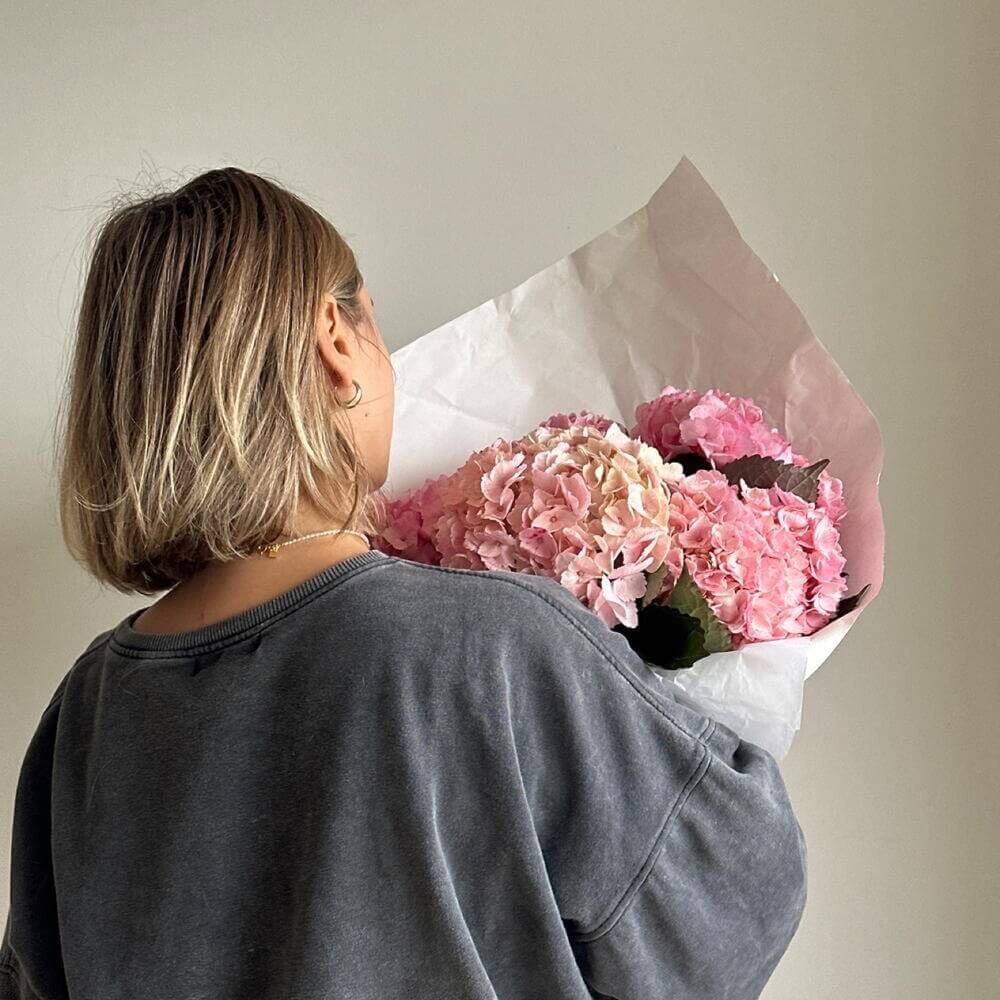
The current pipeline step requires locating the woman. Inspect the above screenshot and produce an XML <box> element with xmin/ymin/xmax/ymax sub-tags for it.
<box><xmin>1</xmin><ymin>167</ymin><xmax>806</xmax><ymax>1000</ymax></box>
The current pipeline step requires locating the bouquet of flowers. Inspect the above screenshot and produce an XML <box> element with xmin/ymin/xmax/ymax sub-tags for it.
<box><xmin>376</xmin><ymin>157</ymin><xmax>884</xmax><ymax>758</ymax></box>
<box><xmin>373</xmin><ymin>385</ymin><xmax>867</xmax><ymax>675</ymax></box>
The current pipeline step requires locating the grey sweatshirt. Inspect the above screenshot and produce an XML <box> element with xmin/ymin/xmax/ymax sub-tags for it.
<box><xmin>1</xmin><ymin>548</ymin><xmax>806</xmax><ymax>1000</ymax></box>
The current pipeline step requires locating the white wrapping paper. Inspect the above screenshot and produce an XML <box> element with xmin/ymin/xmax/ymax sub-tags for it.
<box><xmin>385</xmin><ymin>156</ymin><xmax>885</xmax><ymax>760</ymax></box>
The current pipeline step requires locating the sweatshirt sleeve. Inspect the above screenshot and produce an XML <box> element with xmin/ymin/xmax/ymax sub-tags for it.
<box><xmin>568</xmin><ymin>721</ymin><xmax>808</xmax><ymax>1000</ymax></box>
<box><xmin>1</xmin><ymin>685</ymin><xmax>69</xmax><ymax>1000</ymax></box>
<box><xmin>495</xmin><ymin>571</ymin><xmax>807</xmax><ymax>1000</ymax></box>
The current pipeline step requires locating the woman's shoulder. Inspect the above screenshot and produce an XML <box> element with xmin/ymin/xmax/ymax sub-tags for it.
<box><xmin>376</xmin><ymin>556</ymin><xmax>710</xmax><ymax>738</ymax></box>
<box><xmin>380</xmin><ymin>555</ymin><xmax>590</xmax><ymax>614</ymax></box>
<box><xmin>378</xmin><ymin>555</ymin><xmax>625</xmax><ymax>655</ymax></box>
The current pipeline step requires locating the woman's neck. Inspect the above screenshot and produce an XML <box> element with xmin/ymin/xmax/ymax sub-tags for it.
<box><xmin>132</xmin><ymin>534</ymin><xmax>371</xmax><ymax>635</ymax></box>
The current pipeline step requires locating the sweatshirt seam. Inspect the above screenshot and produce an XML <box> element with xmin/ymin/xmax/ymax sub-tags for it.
<box><xmin>569</xmin><ymin>721</ymin><xmax>716</xmax><ymax>943</ymax></box>
<box><xmin>108</xmin><ymin>558</ymin><xmax>390</xmax><ymax>659</ymax></box>
<box><xmin>397</xmin><ymin>564</ymin><xmax>725</xmax><ymax>941</ymax></box>
<box><xmin>412</xmin><ymin>563</ymin><xmax>710</xmax><ymax>745</ymax></box>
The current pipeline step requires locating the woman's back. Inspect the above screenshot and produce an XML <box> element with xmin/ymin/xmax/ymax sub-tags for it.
<box><xmin>1</xmin><ymin>549</ymin><xmax>806</xmax><ymax>999</ymax></box>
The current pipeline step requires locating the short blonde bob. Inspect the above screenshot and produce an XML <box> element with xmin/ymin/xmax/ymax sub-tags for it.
<box><xmin>54</xmin><ymin>166</ymin><xmax>389</xmax><ymax>595</ymax></box>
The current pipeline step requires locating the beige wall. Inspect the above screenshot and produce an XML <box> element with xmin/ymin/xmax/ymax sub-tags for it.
<box><xmin>3</xmin><ymin>3</ymin><xmax>996</xmax><ymax>996</ymax></box>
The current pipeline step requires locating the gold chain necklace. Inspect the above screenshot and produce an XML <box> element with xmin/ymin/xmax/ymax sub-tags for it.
<box><xmin>255</xmin><ymin>528</ymin><xmax>370</xmax><ymax>559</ymax></box>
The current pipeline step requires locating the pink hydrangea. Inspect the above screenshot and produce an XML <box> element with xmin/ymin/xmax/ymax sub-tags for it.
<box><xmin>658</xmin><ymin>469</ymin><xmax>849</xmax><ymax>645</ymax></box>
<box><xmin>632</xmin><ymin>385</ymin><xmax>847</xmax><ymax>526</ymax></box>
<box><xmin>535</xmin><ymin>409</ymin><xmax>616</xmax><ymax>434</ymax></box>
<box><xmin>370</xmin><ymin>473</ymin><xmax>449</xmax><ymax>565</ymax></box>
<box><xmin>376</xmin><ymin>422</ymin><xmax>686</xmax><ymax>629</ymax></box>
<box><xmin>786</xmin><ymin>449</ymin><xmax>848</xmax><ymax>525</ymax></box>
<box><xmin>631</xmin><ymin>385</ymin><xmax>795</xmax><ymax>465</ymax></box>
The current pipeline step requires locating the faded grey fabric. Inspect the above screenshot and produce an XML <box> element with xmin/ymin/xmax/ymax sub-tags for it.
<box><xmin>1</xmin><ymin>548</ymin><xmax>806</xmax><ymax>999</ymax></box>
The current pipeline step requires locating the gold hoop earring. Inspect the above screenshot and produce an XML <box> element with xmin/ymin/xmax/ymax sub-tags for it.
<box><xmin>337</xmin><ymin>379</ymin><xmax>363</xmax><ymax>408</ymax></box>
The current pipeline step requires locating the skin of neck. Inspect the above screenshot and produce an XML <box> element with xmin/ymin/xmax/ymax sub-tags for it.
<box><xmin>135</xmin><ymin>503</ymin><xmax>372</xmax><ymax>632</ymax></box>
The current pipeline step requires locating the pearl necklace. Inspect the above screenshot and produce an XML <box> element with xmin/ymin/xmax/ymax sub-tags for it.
<box><xmin>255</xmin><ymin>528</ymin><xmax>371</xmax><ymax>559</ymax></box>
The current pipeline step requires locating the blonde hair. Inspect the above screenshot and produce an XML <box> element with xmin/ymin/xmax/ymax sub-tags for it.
<box><xmin>54</xmin><ymin>166</ymin><xmax>389</xmax><ymax>595</ymax></box>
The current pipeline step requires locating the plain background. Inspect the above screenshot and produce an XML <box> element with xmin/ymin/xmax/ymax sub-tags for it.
<box><xmin>3</xmin><ymin>3</ymin><xmax>997</xmax><ymax>997</ymax></box>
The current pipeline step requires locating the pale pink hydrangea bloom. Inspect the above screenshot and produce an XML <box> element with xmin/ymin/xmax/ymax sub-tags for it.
<box><xmin>660</xmin><ymin>469</ymin><xmax>849</xmax><ymax>646</ymax></box>
<box><xmin>378</xmin><ymin>422</ymin><xmax>686</xmax><ymax>629</ymax></box>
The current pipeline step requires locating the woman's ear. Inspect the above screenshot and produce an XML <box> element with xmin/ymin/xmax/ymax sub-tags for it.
<box><xmin>315</xmin><ymin>294</ymin><xmax>356</xmax><ymax>391</ymax></box>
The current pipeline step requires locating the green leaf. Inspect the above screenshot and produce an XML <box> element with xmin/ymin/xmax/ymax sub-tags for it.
<box><xmin>612</xmin><ymin>603</ymin><xmax>706</xmax><ymax>670</ymax></box>
<box><xmin>664</xmin><ymin>566</ymin><xmax>734</xmax><ymax>658</ymax></box>
<box><xmin>722</xmin><ymin>455</ymin><xmax>830</xmax><ymax>503</ymax></box>
<box><xmin>615</xmin><ymin>565</ymin><xmax>734</xmax><ymax>670</ymax></box>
